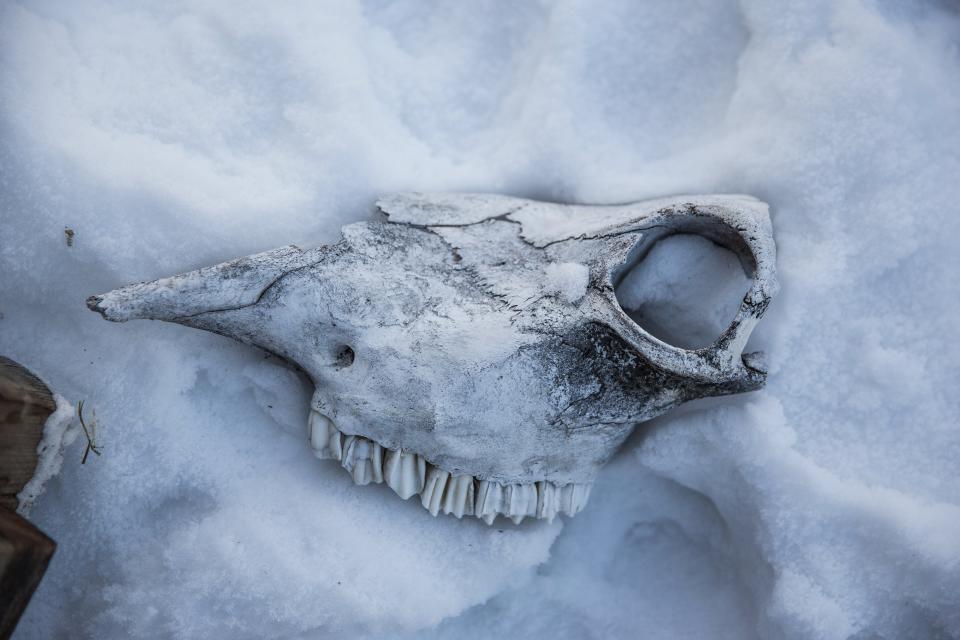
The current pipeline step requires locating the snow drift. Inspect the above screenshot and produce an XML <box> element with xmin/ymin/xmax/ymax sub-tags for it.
<box><xmin>1</xmin><ymin>1</ymin><xmax>958</xmax><ymax>638</ymax></box>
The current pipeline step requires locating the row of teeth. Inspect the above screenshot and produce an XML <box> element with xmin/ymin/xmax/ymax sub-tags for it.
<box><xmin>308</xmin><ymin>410</ymin><xmax>591</xmax><ymax>524</ymax></box>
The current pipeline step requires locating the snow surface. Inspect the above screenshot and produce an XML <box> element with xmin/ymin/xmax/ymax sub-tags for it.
<box><xmin>2</xmin><ymin>1</ymin><xmax>959</xmax><ymax>638</ymax></box>
<box><xmin>16</xmin><ymin>393</ymin><xmax>78</xmax><ymax>516</ymax></box>
<box><xmin>544</xmin><ymin>261</ymin><xmax>589</xmax><ymax>304</ymax></box>
<box><xmin>616</xmin><ymin>234</ymin><xmax>751</xmax><ymax>349</ymax></box>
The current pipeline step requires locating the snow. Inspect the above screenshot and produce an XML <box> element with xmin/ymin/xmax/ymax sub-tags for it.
<box><xmin>15</xmin><ymin>393</ymin><xmax>78</xmax><ymax>516</ymax></box>
<box><xmin>1</xmin><ymin>1</ymin><xmax>959</xmax><ymax>639</ymax></box>
<box><xmin>543</xmin><ymin>261</ymin><xmax>589</xmax><ymax>304</ymax></box>
<box><xmin>615</xmin><ymin>234</ymin><xmax>751</xmax><ymax>349</ymax></box>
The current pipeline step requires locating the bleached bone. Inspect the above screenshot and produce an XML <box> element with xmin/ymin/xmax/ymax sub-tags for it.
<box><xmin>88</xmin><ymin>193</ymin><xmax>778</xmax><ymax>524</ymax></box>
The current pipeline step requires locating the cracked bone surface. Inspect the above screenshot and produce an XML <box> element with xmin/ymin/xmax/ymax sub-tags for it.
<box><xmin>87</xmin><ymin>193</ymin><xmax>778</xmax><ymax>524</ymax></box>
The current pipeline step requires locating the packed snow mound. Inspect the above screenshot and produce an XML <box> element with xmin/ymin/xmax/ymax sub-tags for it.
<box><xmin>544</xmin><ymin>262</ymin><xmax>590</xmax><ymax>304</ymax></box>
<box><xmin>2</xmin><ymin>0</ymin><xmax>959</xmax><ymax>639</ymax></box>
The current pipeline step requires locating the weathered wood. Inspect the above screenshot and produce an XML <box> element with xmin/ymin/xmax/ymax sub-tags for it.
<box><xmin>0</xmin><ymin>357</ymin><xmax>56</xmax><ymax>512</ymax></box>
<box><xmin>0</xmin><ymin>358</ymin><xmax>59</xmax><ymax>638</ymax></box>
<box><xmin>0</xmin><ymin>509</ymin><xmax>56</xmax><ymax>640</ymax></box>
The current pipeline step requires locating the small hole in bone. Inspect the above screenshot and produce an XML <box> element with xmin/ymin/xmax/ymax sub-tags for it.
<box><xmin>334</xmin><ymin>345</ymin><xmax>355</xmax><ymax>368</ymax></box>
<box><xmin>614</xmin><ymin>234</ymin><xmax>751</xmax><ymax>350</ymax></box>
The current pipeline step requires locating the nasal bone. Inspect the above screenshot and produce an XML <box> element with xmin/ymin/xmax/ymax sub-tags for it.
<box><xmin>86</xmin><ymin>245</ymin><xmax>309</xmax><ymax>323</ymax></box>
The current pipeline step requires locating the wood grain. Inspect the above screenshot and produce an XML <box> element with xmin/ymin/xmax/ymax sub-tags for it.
<box><xmin>0</xmin><ymin>509</ymin><xmax>56</xmax><ymax>640</ymax></box>
<box><xmin>0</xmin><ymin>357</ymin><xmax>56</xmax><ymax>512</ymax></box>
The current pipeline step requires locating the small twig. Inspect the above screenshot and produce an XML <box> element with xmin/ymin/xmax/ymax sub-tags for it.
<box><xmin>77</xmin><ymin>400</ymin><xmax>102</xmax><ymax>464</ymax></box>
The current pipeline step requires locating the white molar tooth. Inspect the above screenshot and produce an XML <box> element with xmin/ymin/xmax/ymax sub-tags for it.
<box><xmin>308</xmin><ymin>411</ymin><xmax>338</xmax><ymax>459</ymax></box>
<box><xmin>523</xmin><ymin>484</ymin><xmax>539</xmax><ymax>518</ymax></box>
<box><xmin>383</xmin><ymin>448</ymin><xmax>403</xmax><ymax>496</ymax></box>
<box><xmin>369</xmin><ymin>441</ymin><xmax>384</xmax><ymax>484</ymax></box>
<box><xmin>536</xmin><ymin>481</ymin><xmax>558</xmax><ymax>522</ymax></box>
<box><xmin>502</xmin><ymin>484</ymin><xmax>520</xmax><ymax>524</ymax></box>
<box><xmin>558</xmin><ymin>483</ymin><xmax>573</xmax><ymax>515</ymax></box>
<box><xmin>414</xmin><ymin>455</ymin><xmax>426</xmax><ymax>494</ymax></box>
<box><xmin>341</xmin><ymin>436</ymin><xmax>383</xmax><ymax>486</ymax></box>
<box><xmin>329</xmin><ymin>429</ymin><xmax>344</xmax><ymax>462</ymax></box>
<box><xmin>310</xmin><ymin>415</ymin><xmax>592</xmax><ymax>522</ymax></box>
<box><xmin>506</xmin><ymin>483</ymin><xmax>537</xmax><ymax>524</ymax></box>
<box><xmin>351</xmin><ymin>441</ymin><xmax>371</xmax><ymax>485</ymax></box>
<box><xmin>501</xmin><ymin>484</ymin><xmax>536</xmax><ymax>525</ymax></box>
<box><xmin>340</xmin><ymin>435</ymin><xmax>358</xmax><ymax>469</ymax></box>
<box><xmin>384</xmin><ymin>449</ymin><xmax>426</xmax><ymax>500</ymax></box>
<box><xmin>574</xmin><ymin>484</ymin><xmax>592</xmax><ymax>515</ymax></box>
<box><xmin>421</xmin><ymin>466</ymin><xmax>450</xmax><ymax>517</ymax></box>
<box><xmin>559</xmin><ymin>483</ymin><xmax>592</xmax><ymax>516</ymax></box>
<box><xmin>475</xmin><ymin>479</ymin><xmax>505</xmax><ymax>524</ymax></box>
<box><xmin>442</xmin><ymin>474</ymin><xmax>475</xmax><ymax>519</ymax></box>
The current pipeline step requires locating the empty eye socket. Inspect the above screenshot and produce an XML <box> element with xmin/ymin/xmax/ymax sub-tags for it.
<box><xmin>614</xmin><ymin>233</ymin><xmax>751</xmax><ymax>350</ymax></box>
<box><xmin>334</xmin><ymin>345</ymin><xmax>355</xmax><ymax>368</ymax></box>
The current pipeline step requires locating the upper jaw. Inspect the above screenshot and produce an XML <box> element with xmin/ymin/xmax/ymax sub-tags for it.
<box><xmin>308</xmin><ymin>409</ymin><xmax>592</xmax><ymax>525</ymax></box>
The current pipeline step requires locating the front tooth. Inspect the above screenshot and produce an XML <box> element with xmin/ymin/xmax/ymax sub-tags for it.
<box><xmin>308</xmin><ymin>411</ymin><xmax>337</xmax><ymax>459</ymax></box>
<box><xmin>384</xmin><ymin>449</ymin><xmax>426</xmax><ymax>499</ymax></box>
<box><xmin>442</xmin><ymin>474</ymin><xmax>475</xmax><ymax>518</ymax></box>
<box><xmin>421</xmin><ymin>467</ymin><xmax>450</xmax><ymax>516</ymax></box>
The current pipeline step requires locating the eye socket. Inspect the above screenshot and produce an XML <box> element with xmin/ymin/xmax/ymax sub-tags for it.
<box><xmin>334</xmin><ymin>345</ymin><xmax>355</xmax><ymax>369</ymax></box>
<box><xmin>614</xmin><ymin>234</ymin><xmax>750</xmax><ymax>350</ymax></box>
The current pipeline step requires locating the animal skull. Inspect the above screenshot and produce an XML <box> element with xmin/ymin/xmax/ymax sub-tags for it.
<box><xmin>88</xmin><ymin>193</ymin><xmax>778</xmax><ymax>524</ymax></box>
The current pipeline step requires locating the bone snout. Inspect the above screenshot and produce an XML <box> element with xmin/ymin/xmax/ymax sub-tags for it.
<box><xmin>86</xmin><ymin>245</ymin><xmax>311</xmax><ymax>323</ymax></box>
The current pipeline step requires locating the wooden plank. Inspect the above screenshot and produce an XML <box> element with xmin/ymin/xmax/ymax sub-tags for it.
<box><xmin>0</xmin><ymin>509</ymin><xmax>56</xmax><ymax>640</ymax></box>
<box><xmin>0</xmin><ymin>357</ymin><xmax>56</xmax><ymax>512</ymax></box>
<box><xmin>0</xmin><ymin>358</ymin><xmax>59</xmax><ymax>638</ymax></box>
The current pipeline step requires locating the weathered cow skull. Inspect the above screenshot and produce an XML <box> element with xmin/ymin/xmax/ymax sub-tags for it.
<box><xmin>88</xmin><ymin>193</ymin><xmax>778</xmax><ymax>524</ymax></box>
